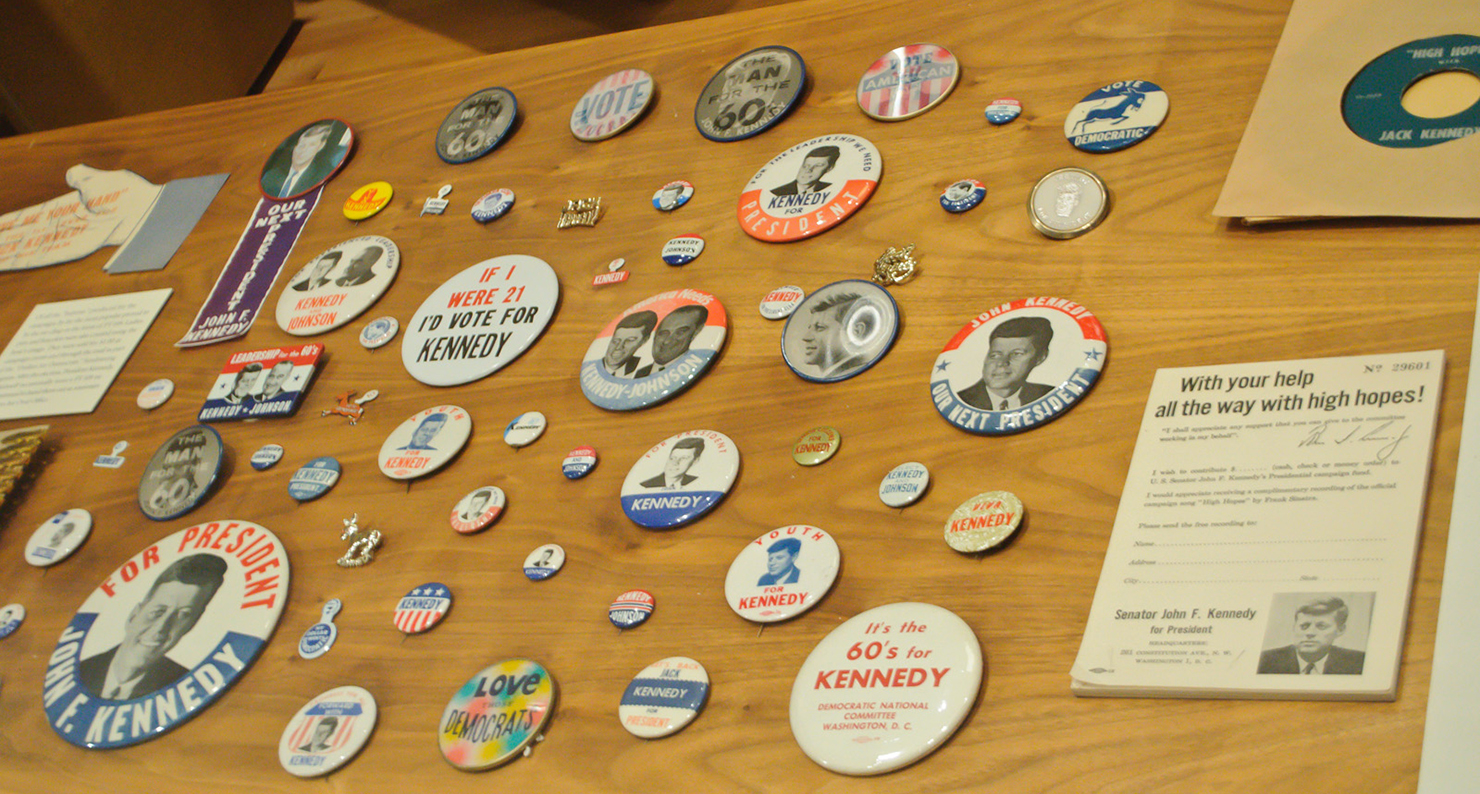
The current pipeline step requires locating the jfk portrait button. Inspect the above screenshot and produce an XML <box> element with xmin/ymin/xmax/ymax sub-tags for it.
<box><xmin>25</xmin><ymin>508</ymin><xmax>92</xmax><ymax>567</ymax></box>
<box><xmin>724</xmin><ymin>525</ymin><xmax>839</xmax><ymax>623</ymax></box>
<box><xmin>620</xmin><ymin>430</ymin><xmax>739</xmax><ymax>529</ymax></box>
<box><xmin>378</xmin><ymin>405</ymin><xmax>472</xmax><ymax>480</ymax></box>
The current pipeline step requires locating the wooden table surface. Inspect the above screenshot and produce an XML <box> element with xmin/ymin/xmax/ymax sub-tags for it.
<box><xmin>0</xmin><ymin>0</ymin><xmax>1472</xmax><ymax>791</ymax></box>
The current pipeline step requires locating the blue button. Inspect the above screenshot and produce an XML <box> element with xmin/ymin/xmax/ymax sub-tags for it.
<box><xmin>288</xmin><ymin>457</ymin><xmax>341</xmax><ymax>501</ymax></box>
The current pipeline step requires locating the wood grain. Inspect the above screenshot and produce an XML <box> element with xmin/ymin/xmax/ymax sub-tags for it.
<box><xmin>0</xmin><ymin>0</ymin><xmax>1469</xmax><ymax>791</ymax></box>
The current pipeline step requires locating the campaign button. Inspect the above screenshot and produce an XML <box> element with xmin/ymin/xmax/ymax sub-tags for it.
<box><xmin>137</xmin><ymin>425</ymin><xmax>224</xmax><ymax>521</ymax></box>
<box><xmin>984</xmin><ymin>98</ymin><xmax>1022</xmax><ymax>125</ymax></box>
<box><xmin>523</xmin><ymin>544</ymin><xmax>566</xmax><ymax>580</ymax></box>
<box><xmin>792</xmin><ymin>426</ymin><xmax>841</xmax><ymax>466</ymax></box>
<box><xmin>619</xmin><ymin>657</ymin><xmax>709</xmax><ymax>738</ymax></box>
<box><xmin>288</xmin><ymin>457</ymin><xmax>341</xmax><ymax>502</ymax></box>
<box><xmin>439</xmin><ymin>659</ymin><xmax>555</xmax><ymax>770</ymax></box>
<box><xmin>25</xmin><ymin>508</ymin><xmax>92</xmax><ymax>567</ymax></box>
<box><xmin>359</xmin><ymin>316</ymin><xmax>399</xmax><ymax>349</ymax></box>
<box><xmin>856</xmin><ymin>43</ymin><xmax>960</xmax><ymax>121</ymax></box>
<box><xmin>436</xmin><ymin>87</ymin><xmax>517</xmax><ymax>164</ymax></box>
<box><xmin>930</xmin><ymin>297</ymin><xmax>1107</xmax><ymax>435</ymax></box>
<box><xmin>609</xmin><ymin>589</ymin><xmax>655</xmax><ymax>629</ymax></box>
<box><xmin>261</xmin><ymin>119</ymin><xmax>354</xmax><ymax>200</ymax></box>
<box><xmin>504</xmin><ymin>411</ymin><xmax>547</xmax><ymax>447</ymax></box>
<box><xmin>1029</xmin><ymin>167</ymin><xmax>1110</xmax><ymax>239</ymax></box>
<box><xmin>695</xmin><ymin>46</ymin><xmax>806</xmax><ymax>142</ymax></box>
<box><xmin>251</xmin><ymin>444</ymin><xmax>285</xmax><ymax>470</ymax></box>
<box><xmin>593</xmin><ymin>271</ymin><xmax>629</xmax><ymax>287</ymax></box>
<box><xmin>279</xmin><ymin>685</ymin><xmax>377</xmax><ymax>777</ymax></box>
<box><xmin>45</xmin><ymin>521</ymin><xmax>288</xmax><ymax>748</ymax></box>
<box><xmin>197</xmin><ymin>343</ymin><xmax>323</xmax><ymax>424</ymax></box>
<box><xmin>297</xmin><ymin>599</ymin><xmax>341</xmax><ymax>660</ymax></box>
<box><xmin>1064</xmin><ymin>80</ymin><xmax>1169</xmax><ymax>152</ymax></box>
<box><xmin>563</xmin><ymin>445</ymin><xmax>598</xmax><ymax>479</ymax></box>
<box><xmin>93</xmin><ymin>441</ymin><xmax>127</xmax><ymax>469</ymax></box>
<box><xmin>580</xmin><ymin>289</ymin><xmax>728</xmax><ymax>411</ymax></box>
<box><xmin>450</xmin><ymin>486</ymin><xmax>505</xmax><ymax>534</ymax></box>
<box><xmin>278</xmin><ymin>236</ymin><xmax>400</xmax><ymax>336</ymax></box>
<box><xmin>344</xmin><ymin>181</ymin><xmax>393</xmax><ymax>220</ymax></box>
<box><xmin>471</xmin><ymin>188</ymin><xmax>515</xmax><ymax>223</ymax></box>
<box><xmin>790</xmin><ymin>602</ymin><xmax>982</xmax><ymax>775</ymax></box>
<box><xmin>393</xmin><ymin>583</ymin><xmax>451</xmax><ymax>634</ymax></box>
<box><xmin>421</xmin><ymin>185</ymin><xmax>451</xmax><ymax>216</ymax></box>
<box><xmin>571</xmin><ymin>69</ymin><xmax>655</xmax><ymax>141</ymax></box>
<box><xmin>738</xmin><ymin>134</ymin><xmax>880</xmax><ymax>243</ymax></box>
<box><xmin>661</xmin><ymin>236</ymin><xmax>704</xmax><ymax>266</ymax></box>
<box><xmin>940</xmin><ymin>179</ymin><xmax>986</xmax><ymax>213</ymax></box>
<box><xmin>944</xmin><ymin>491</ymin><xmax>1023</xmax><ymax>552</ymax></box>
<box><xmin>782</xmin><ymin>279</ymin><xmax>900</xmax><ymax>382</ymax></box>
<box><xmin>378</xmin><ymin>405</ymin><xmax>473</xmax><ymax>480</ymax></box>
<box><xmin>620</xmin><ymin>430</ymin><xmax>739</xmax><ymax>529</ymax></box>
<box><xmin>724</xmin><ymin>525</ymin><xmax>839</xmax><ymax>623</ymax></box>
<box><xmin>652</xmin><ymin>180</ymin><xmax>694</xmax><ymax>212</ymax></box>
<box><xmin>0</xmin><ymin>603</ymin><xmax>22</xmax><ymax>638</ymax></box>
<box><xmin>609</xmin><ymin>258</ymin><xmax>626</xmax><ymax>272</ymax></box>
<box><xmin>879</xmin><ymin>461</ymin><xmax>929</xmax><ymax>508</ymax></box>
<box><xmin>137</xmin><ymin>378</ymin><xmax>174</xmax><ymax>409</ymax></box>
<box><xmin>759</xmin><ymin>285</ymin><xmax>805</xmax><ymax>319</ymax></box>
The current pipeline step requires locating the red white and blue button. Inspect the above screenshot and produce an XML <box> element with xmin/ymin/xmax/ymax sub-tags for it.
<box><xmin>609</xmin><ymin>589</ymin><xmax>655</xmax><ymax>628</ymax></box>
<box><xmin>856</xmin><ymin>43</ymin><xmax>960</xmax><ymax>121</ymax></box>
<box><xmin>652</xmin><ymin>180</ymin><xmax>693</xmax><ymax>211</ymax></box>
<box><xmin>288</xmin><ymin>456</ymin><xmax>341</xmax><ymax>501</ymax></box>
<box><xmin>619</xmin><ymin>657</ymin><xmax>710</xmax><ymax>738</ymax></box>
<box><xmin>297</xmin><ymin>599</ymin><xmax>341</xmax><ymax>660</ymax></box>
<box><xmin>563</xmin><ymin>445</ymin><xmax>598</xmax><ymax>479</ymax></box>
<box><xmin>984</xmin><ymin>98</ymin><xmax>1022</xmax><ymax>125</ymax></box>
<box><xmin>393</xmin><ymin>583</ymin><xmax>452</xmax><ymax>635</ymax></box>
<box><xmin>1064</xmin><ymin>80</ymin><xmax>1169</xmax><ymax>153</ymax></box>
<box><xmin>940</xmin><ymin>179</ymin><xmax>986</xmax><ymax>213</ymax></box>
<box><xmin>620</xmin><ymin>430</ymin><xmax>739</xmax><ymax>529</ymax></box>
<box><xmin>523</xmin><ymin>544</ymin><xmax>565</xmax><ymax>580</ymax></box>
<box><xmin>471</xmin><ymin>188</ymin><xmax>515</xmax><ymax>223</ymax></box>
<box><xmin>570</xmin><ymin>69</ymin><xmax>655</xmax><ymax>142</ymax></box>
<box><xmin>661</xmin><ymin>236</ymin><xmax>704</xmax><ymax>266</ymax></box>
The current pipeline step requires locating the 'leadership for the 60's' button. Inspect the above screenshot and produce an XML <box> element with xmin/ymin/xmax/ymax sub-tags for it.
<box><xmin>1064</xmin><ymin>80</ymin><xmax>1168</xmax><ymax>153</ymax></box>
<box><xmin>725</xmin><ymin>525</ymin><xmax>839</xmax><ymax>623</ymax></box>
<box><xmin>378</xmin><ymin>405</ymin><xmax>472</xmax><ymax>480</ymax></box>
<box><xmin>279</xmin><ymin>685</ymin><xmax>377</xmax><ymax>777</ymax></box>
<box><xmin>694</xmin><ymin>46</ymin><xmax>806</xmax><ymax>142</ymax></box>
<box><xmin>439</xmin><ymin>660</ymin><xmax>555</xmax><ymax>770</ymax></box>
<box><xmin>25</xmin><ymin>508</ymin><xmax>92</xmax><ymax>567</ymax></box>
<box><xmin>620</xmin><ymin>430</ymin><xmax>739</xmax><ymax>528</ymax></box>
<box><xmin>944</xmin><ymin>491</ymin><xmax>1024</xmax><ymax>552</ymax></box>
<box><xmin>619</xmin><ymin>657</ymin><xmax>709</xmax><ymax>738</ymax></box>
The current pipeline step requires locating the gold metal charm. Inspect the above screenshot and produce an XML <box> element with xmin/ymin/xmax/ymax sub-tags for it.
<box><xmin>872</xmin><ymin>244</ymin><xmax>918</xmax><ymax>286</ymax></box>
<box><xmin>337</xmin><ymin>513</ymin><xmax>383</xmax><ymax>567</ymax></box>
<box><xmin>557</xmin><ymin>197</ymin><xmax>603</xmax><ymax>229</ymax></box>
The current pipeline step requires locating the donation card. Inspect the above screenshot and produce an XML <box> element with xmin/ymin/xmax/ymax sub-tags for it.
<box><xmin>1072</xmin><ymin>350</ymin><xmax>1444</xmax><ymax>700</ymax></box>
<box><xmin>197</xmin><ymin>344</ymin><xmax>322</xmax><ymax>423</ymax></box>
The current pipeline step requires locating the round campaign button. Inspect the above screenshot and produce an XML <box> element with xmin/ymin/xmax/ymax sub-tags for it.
<box><xmin>725</xmin><ymin>525</ymin><xmax>840</xmax><ymax>623</ymax></box>
<box><xmin>359</xmin><ymin>315</ymin><xmax>399</xmax><ymax>349</ymax></box>
<box><xmin>579</xmin><ymin>289</ymin><xmax>728</xmax><ymax>411</ymax></box>
<box><xmin>790</xmin><ymin>602</ymin><xmax>983</xmax><ymax>775</ymax></box>
<box><xmin>402</xmin><ymin>255</ymin><xmax>559</xmax><ymax>386</ymax></box>
<box><xmin>856</xmin><ymin>43</ymin><xmax>960</xmax><ymax>121</ymax></box>
<box><xmin>343</xmin><ymin>181</ymin><xmax>393</xmax><ymax>220</ymax></box>
<box><xmin>439</xmin><ymin>659</ymin><xmax>555</xmax><ymax>770</ymax></box>
<box><xmin>523</xmin><ymin>544</ymin><xmax>565</xmax><ymax>580</ymax></box>
<box><xmin>738</xmin><ymin>134</ymin><xmax>881</xmax><ymax>243</ymax></box>
<box><xmin>562</xmin><ymin>446</ymin><xmax>597</xmax><ymax>479</ymax></box>
<box><xmin>0</xmin><ymin>603</ymin><xmax>23</xmax><ymax>638</ymax></box>
<box><xmin>137</xmin><ymin>378</ymin><xmax>174</xmax><ymax>410</ymax></box>
<box><xmin>450</xmin><ymin>486</ymin><xmax>505</xmax><ymax>534</ymax></box>
<box><xmin>251</xmin><ymin>444</ymin><xmax>285</xmax><ymax>471</ymax></box>
<box><xmin>571</xmin><ymin>68</ymin><xmax>655</xmax><ymax>141</ymax></box>
<box><xmin>288</xmin><ymin>457</ymin><xmax>341</xmax><ymax>502</ymax></box>
<box><xmin>695</xmin><ymin>45</ymin><xmax>806</xmax><ymax>142</ymax></box>
<box><xmin>609</xmin><ymin>589</ymin><xmax>655</xmax><ymax>628</ymax></box>
<box><xmin>652</xmin><ymin>180</ymin><xmax>694</xmax><ymax>212</ymax></box>
<box><xmin>760</xmin><ymin>285</ymin><xmax>805</xmax><ymax>319</ymax></box>
<box><xmin>378</xmin><ymin>405</ymin><xmax>472</xmax><ymax>480</ymax></box>
<box><xmin>619</xmin><ymin>657</ymin><xmax>709</xmax><ymax>738</ymax></box>
<box><xmin>277</xmin><ymin>236</ymin><xmax>400</xmax><ymax>336</ymax></box>
<box><xmin>879</xmin><ymin>462</ymin><xmax>930</xmax><ymax>508</ymax></box>
<box><xmin>297</xmin><ymin>599</ymin><xmax>341</xmax><ymax>660</ymax></box>
<box><xmin>44</xmin><ymin>521</ymin><xmax>289</xmax><ymax>748</ymax></box>
<box><xmin>661</xmin><ymin>235</ymin><xmax>704</xmax><ymax>266</ymax></box>
<box><xmin>792</xmin><ymin>426</ymin><xmax>841</xmax><ymax>466</ymax></box>
<box><xmin>393</xmin><ymin>582</ymin><xmax>451</xmax><ymax>634</ymax></box>
<box><xmin>279</xmin><ymin>685</ymin><xmax>376</xmax><ymax>777</ymax></box>
<box><xmin>25</xmin><ymin>508</ymin><xmax>92</xmax><ymax>567</ymax></box>
<box><xmin>620</xmin><ymin>430</ymin><xmax>739</xmax><ymax>529</ymax></box>
<box><xmin>984</xmin><ymin>98</ymin><xmax>1022</xmax><ymax>125</ymax></box>
<box><xmin>782</xmin><ymin>279</ymin><xmax>899</xmax><ymax>382</ymax></box>
<box><xmin>436</xmin><ymin>87</ymin><xmax>518</xmax><ymax>164</ymax></box>
<box><xmin>940</xmin><ymin>179</ymin><xmax>986</xmax><ymax>213</ymax></box>
<box><xmin>137</xmin><ymin>425</ymin><xmax>224</xmax><ymax>521</ymax></box>
<box><xmin>470</xmin><ymin>188</ymin><xmax>515</xmax><ymax>223</ymax></box>
<box><xmin>1064</xmin><ymin>79</ymin><xmax>1169</xmax><ymax>153</ymax></box>
<box><xmin>944</xmin><ymin>491</ymin><xmax>1024</xmax><ymax>552</ymax></box>
<box><xmin>1029</xmin><ymin>167</ymin><xmax>1110</xmax><ymax>239</ymax></box>
<box><xmin>260</xmin><ymin>119</ymin><xmax>355</xmax><ymax>200</ymax></box>
<box><xmin>503</xmin><ymin>411</ymin><xmax>546</xmax><ymax>448</ymax></box>
<box><xmin>930</xmin><ymin>297</ymin><xmax>1107</xmax><ymax>435</ymax></box>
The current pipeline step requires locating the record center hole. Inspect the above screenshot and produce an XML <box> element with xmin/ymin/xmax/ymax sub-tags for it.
<box><xmin>1401</xmin><ymin>70</ymin><xmax>1480</xmax><ymax>118</ymax></box>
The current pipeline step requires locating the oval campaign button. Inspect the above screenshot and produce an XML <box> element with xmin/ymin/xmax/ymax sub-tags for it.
<box><xmin>523</xmin><ymin>543</ymin><xmax>565</xmax><ymax>580</ymax></box>
<box><xmin>620</xmin><ymin>430</ymin><xmax>739</xmax><ymax>529</ymax></box>
<box><xmin>378</xmin><ymin>405</ymin><xmax>472</xmax><ymax>480</ymax></box>
<box><xmin>930</xmin><ymin>297</ymin><xmax>1107</xmax><ymax>435</ymax></box>
<box><xmin>251</xmin><ymin>444</ymin><xmax>285</xmax><ymax>470</ymax></box>
<box><xmin>137</xmin><ymin>425</ymin><xmax>224</xmax><ymax>521</ymax></box>
<box><xmin>661</xmin><ymin>235</ymin><xmax>704</xmax><ymax>266</ymax></box>
<box><xmin>436</xmin><ymin>87</ymin><xmax>517</xmax><ymax>164</ymax></box>
<box><xmin>25</xmin><ymin>508</ymin><xmax>92</xmax><ymax>567</ymax></box>
<box><xmin>439</xmin><ymin>659</ymin><xmax>555</xmax><ymax>770</ymax></box>
<box><xmin>619</xmin><ymin>657</ymin><xmax>709</xmax><ymax>738</ymax></box>
<box><xmin>279</xmin><ymin>685</ymin><xmax>376</xmax><ymax>777</ymax></box>
<box><xmin>344</xmin><ymin>181</ymin><xmax>393</xmax><ymax>220</ymax></box>
<box><xmin>1064</xmin><ymin>79</ymin><xmax>1168</xmax><ymax>153</ymax></box>
<box><xmin>277</xmin><ymin>236</ymin><xmax>400</xmax><ymax>336</ymax></box>
<box><xmin>879</xmin><ymin>461</ymin><xmax>930</xmax><ymax>507</ymax></box>
<box><xmin>856</xmin><ymin>43</ymin><xmax>960</xmax><ymax>121</ymax></box>
<box><xmin>724</xmin><ymin>525</ymin><xmax>839</xmax><ymax>623</ymax></box>
<box><xmin>562</xmin><ymin>445</ymin><xmax>598</xmax><ymax>479</ymax></box>
<box><xmin>782</xmin><ymin>280</ymin><xmax>899</xmax><ymax>383</ymax></box>
<box><xmin>944</xmin><ymin>490</ymin><xmax>1024</xmax><ymax>552</ymax></box>
<box><xmin>695</xmin><ymin>46</ymin><xmax>806</xmax><ymax>142</ymax></box>
<box><xmin>450</xmin><ymin>486</ymin><xmax>505</xmax><ymax>534</ymax></box>
<box><xmin>580</xmin><ymin>289</ymin><xmax>728</xmax><ymax>411</ymax></box>
<box><xmin>738</xmin><ymin>134</ymin><xmax>881</xmax><ymax>243</ymax></box>
<box><xmin>790</xmin><ymin>602</ymin><xmax>983</xmax><ymax>775</ymax></box>
<box><xmin>571</xmin><ymin>69</ymin><xmax>655</xmax><ymax>141</ymax></box>
<box><xmin>609</xmin><ymin>589</ymin><xmax>655</xmax><ymax>628</ymax></box>
<box><xmin>288</xmin><ymin>457</ymin><xmax>341</xmax><ymax>502</ymax></box>
<box><xmin>393</xmin><ymin>583</ymin><xmax>451</xmax><ymax>635</ymax></box>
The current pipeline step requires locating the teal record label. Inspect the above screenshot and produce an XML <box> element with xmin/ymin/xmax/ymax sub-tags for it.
<box><xmin>1343</xmin><ymin>34</ymin><xmax>1480</xmax><ymax>148</ymax></box>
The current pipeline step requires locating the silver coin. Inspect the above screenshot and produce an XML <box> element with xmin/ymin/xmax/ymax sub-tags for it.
<box><xmin>694</xmin><ymin>46</ymin><xmax>806</xmax><ymax>142</ymax></box>
<box><xmin>1027</xmin><ymin>167</ymin><xmax>1109</xmax><ymax>239</ymax></box>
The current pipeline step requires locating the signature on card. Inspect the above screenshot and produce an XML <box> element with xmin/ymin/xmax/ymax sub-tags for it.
<box><xmin>1298</xmin><ymin>419</ymin><xmax>1410</xmax><ymax>462</ymax></box>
